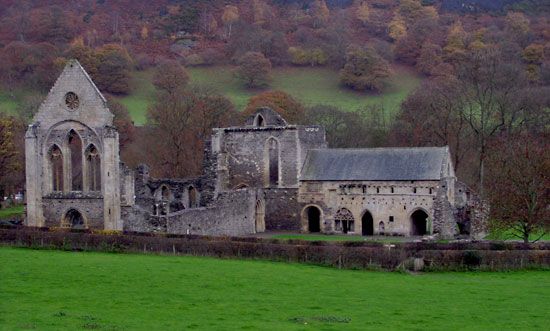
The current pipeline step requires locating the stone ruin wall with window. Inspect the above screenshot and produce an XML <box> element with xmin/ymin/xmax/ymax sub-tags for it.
<box><xmin>203</xmin><ymin>107</ymin><xmax>327</xmax><ymax>231</ymax></box>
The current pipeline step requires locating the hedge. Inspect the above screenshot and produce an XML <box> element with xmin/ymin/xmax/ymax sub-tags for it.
<box><xmin>0</xmin><ymin>227</ymin><xmax>548</xmax><ymax>271</ymax></box>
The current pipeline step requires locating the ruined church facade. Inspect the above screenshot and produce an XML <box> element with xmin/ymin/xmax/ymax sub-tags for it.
<box><xmin>25</xmin><ymin>60</ymin><xmax>487</xmax><ymax>239</ymax></box>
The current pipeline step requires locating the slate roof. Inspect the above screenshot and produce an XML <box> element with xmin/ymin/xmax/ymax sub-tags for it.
<box><xmin>300</xmin><ymin>147</ymin><xmax>449</xmax><ymax>181</ymax></box>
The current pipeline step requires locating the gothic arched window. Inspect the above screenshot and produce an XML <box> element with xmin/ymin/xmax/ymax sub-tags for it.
<box><xmin>266</xmin><ymin>138</ymin><xmax>279</xmax><ymax>187</ymax></box>
<box><xmin>85</xmin><ymin>145</ymin><xmax>101</xmax><ymax>191</ymax></box>
<box><xmin>49</xmin><ymin>145</ymin><xmax>64</xmax><ymax>192</ymax></box>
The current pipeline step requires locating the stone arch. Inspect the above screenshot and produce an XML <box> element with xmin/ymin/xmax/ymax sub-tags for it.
<box><xmin>301</xmin><ymin>205</ymin><xmax>322</xmax><ymax>233</ymax></box>
<box><xmin>410</xmin><ymin>208</ymin><xmax>430</xmax><ymax>236</ymax></box>
<box><xmin>254</xmin><ymin>114</ymin><xmax>265</xmax><ymax>127</ymax></box>
<box><xmin>61</xmin><ymin>208</ymin><xmax>87</xmax><ymax>229</ymax></box>
<box><xmin>85</xmin><ymin>144</ymin><xmax>101</xmax><ymax>192</ymax></box>
<box><xmin>255</xmin><ymin>200</ymin><xmax>265</xmax><ymax>233</ymax></box>
<box><xmin>264</xmin><ymin>137</ymin><xmax>280</xmax><ymax>188</ymax></box>
<box><xmin>361</xmin><ymin>210</ymin><xmax>374</xmax><ymax>236</ymax></box>
<box><xmin>335</xmin><ymin>208</ymin><xmax>355</xmax><ymax>234</ymax></box>
<box><xmin>67</xmin><ymin>129</ymin><xmax>83</xmax><ymax>191</ymax></box>
<box><xmin>48</xmin><ymin>144</ymin><xmax>64</xmax><ymax>192</ymax></box>
<box><xmin>188</xmin><ymin>185</ymin><xmax>198</xmax><ymax>208</ymax></box>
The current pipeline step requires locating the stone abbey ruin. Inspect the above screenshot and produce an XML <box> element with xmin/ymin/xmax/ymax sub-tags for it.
<box><xmin>24</xmin><ymin>60</ymin><xmax>487</xmax><ymax>239</ymax></box>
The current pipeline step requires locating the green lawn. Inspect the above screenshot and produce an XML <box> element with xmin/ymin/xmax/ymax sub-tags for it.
<box><xmin>112</xmin><ymin>65</ymin><xmax>420</xmax><ymax>125</ymax></box>
<box><xmin>269</xmin><ymin>233</ymin><xmax>408</xmax><ymax>243</ymax></box>
<box><xmin>0</xmin><ymin>205</ymin><xmax>24</xmax><ymax>219</ymax></box>
<box><xmin>1</xmin><ymin>247</ymin><xmax>548</xmax><ymax>330</ymax></box>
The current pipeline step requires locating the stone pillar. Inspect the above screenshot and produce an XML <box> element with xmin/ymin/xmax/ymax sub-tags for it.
<box><xmin>24</xmin><ymin>124</ymin><xmax>44</xmax><ymax>227</ymax></box>
<box><xmin>102</xmin><ymin>126</ymin><xmax>122</xmax><ymax>230</ymax></box>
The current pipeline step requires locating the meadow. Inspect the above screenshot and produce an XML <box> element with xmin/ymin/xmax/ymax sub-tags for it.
<box><xmin>114</xmin><ymin>65</ymin><xmax>420</xmax><ymax>125</ymax></box>
<box><xmin>1</xmin><ymin>247</ymin><xmax>548</xmax><ymax>330</ymax></box>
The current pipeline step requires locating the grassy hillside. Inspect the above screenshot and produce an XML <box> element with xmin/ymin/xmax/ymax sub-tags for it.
<box><xmin>113</xmin><ymin>65</ymin><xmax>421</xmax><ymax>125</ymax></box>
<box><xmin>2</xmin><ymin>247</ymin><xmax>548</xmax><ymax>330</ymax></box>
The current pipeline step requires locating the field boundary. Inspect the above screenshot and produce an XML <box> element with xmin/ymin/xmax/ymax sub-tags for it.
<box><xmin>1</xmin><ymin>227</ymin><xmax>548</xmax><ymax>272</ymax></box>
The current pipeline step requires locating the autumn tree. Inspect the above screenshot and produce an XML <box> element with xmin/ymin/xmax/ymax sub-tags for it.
<box><xmin>152</xmin><ymin>60</ymin><xmax>189</xmax><ymax>95</ymax></box>
<box><xmin>65</xmin><ymin>38</ymin><xmax>99</xmax><ymax>77</ymax></box>
<box><xmin>243</xmin><ymin>90</ymin><xmax>305</xmax><ymax>124</ymax></box>
<box><xmin>235</xmin><ymin>51</ymin><xmax>272</xmax><ymax>88</ymax></box>
<box><xmin>95</xmin><ymin>44</ymin><xmax>133</xmax><ymax>95</ymax></box>
<box><xmin>222</xmin><ymin>5</ymin><xmax>239</xmax><ymax>39</ymax></box>
<box><xmin>355</xmin><ymin>2</ymin><xmax>370</xmax><ymax>26</ymax></box>
<box><xmin>339</xmin><ymin>46</ymin><xmax>391</xmax><ymax>92</ymax></box>
<box><xmin>416</xmin><ymin>42</ymin><xmax>443</xmax><ymax>75</ymax></box>
<box><xmin>310</xmin><ymin>0</ymin><xmax>330</xmax><ymax>28</ymax></box>
<box><xmin>444</xmin><ymin>21</ymin><xmax>467</xmax><ymax>64</ymax></box>
<box><xmin>486</xmin><ymin>133</ymin><xmax>549</xmax><ymax>243</ymax></box>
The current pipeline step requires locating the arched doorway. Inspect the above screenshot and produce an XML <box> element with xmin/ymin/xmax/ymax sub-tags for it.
<box><xmin>302</xmin><ymin>206</ymin><xmax>321</xmax><ymax>233</ymax></box>
<box><xmin>361</xmin><ymin>211</ymin><xmax>374</xmax><ymax>236</ymax></box>
<box><xmin>63</xmin><ymin>209</ymin><xmax>86</xmax><ymax>229</ymax></box>
<box><xmin>411</xmin><ymin>209</ymin><xmax>429</xmax><ymax>235</ymax></box>
<box><xmin>335</xmin><ymin>208</ymin><xmax>354</xmax><ymax>234</ymax></box>
<box><xmin>255</xmin><ymin>200</ymin><xmax>265</xmax><ymax>233</ymax></box>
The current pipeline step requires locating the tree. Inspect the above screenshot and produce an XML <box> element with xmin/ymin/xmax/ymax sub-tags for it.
<box><xmin>416</xmin><ymin>42</ymin><xmax>443</xmax><ymax>75</ymax></box>
<box><xmin>0</xmin><ymin>115</ymin><xmax>23</xmax><ymax>199</ymax></box>
<box><xmin>107</xmin><ymin>97</ymin><xmax>135</xmax><ymax>150</ymax></box>
<box><xmin>152</xmin><ymin>60</ymin><xmax>189</xmax><ymax>95</ymax></box>
<box><xmin>95</xmin><ymin>44</ymin><xmax>132</xmax><ymax>95</ymax></box>
<box><xmin>355</xmin><ymin>2</ymin><xmax>370</xmax><ymax>26</ymax></box>
<box><xmin>486</xmin><ymin>133</ymin><xmax>549</xmax><ymax>243</ymax></box>
<box><xmin>222</xmin><ymin>5</ymin><xmax>239</xmax><ymax>39</ymax></box>
<box><xmin>388</xmin><ymin>14</ymin><xmax>407</xmax><ymax>41</ymax></box>
<box><xmin>65</xmin><ymin>38</ymin><xmax>99</xmax><ymax>78</ymax></box>
<box><xmin>339</xmin><ymin>46</ymin><xmax>391</xmax><ymax>92</ymax></box>
<box><xmin>243</xmin><ymin>90</ymin><xmax>305</xmax><ymax>124</ymax></box>
<box><xmin>235</xmin><ymin>52</ymin><xmax>272</xmax><ymax>88</ymax></box>
<box><xmin>444</xmin><ymin>21</ymin><xmax>467</xmax><ymax>64</ymax></box>
<box><xmin>310</xmin><ymin>0</ymin><xmax>330</xmax><ymax>28</ymax></box>
<box><xmin>393</xmin><ymin>77</ymin><xmax>472</xmax><ymax>174</ymax></box>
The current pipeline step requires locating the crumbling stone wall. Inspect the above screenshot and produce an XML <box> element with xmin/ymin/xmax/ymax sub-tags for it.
<box><xmin>124</xmin><ymin>189</ymin><xmax>261</xmax><ymax>236</ymax></box>
<box><xmin>42</xmin><ymin>193</ymin><xmax>104</xmax><ymax>229</ymax></box>
<box><xmin>264</xmin><ymin>188</ymin><xmax>301</xmax><ymax>230</ymax></box>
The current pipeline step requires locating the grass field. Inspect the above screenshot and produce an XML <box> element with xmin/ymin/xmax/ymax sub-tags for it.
<box><xmin>1</xmin><ymin>247</ymin><xmax>548</xmax><ymax>330</ymax></box>
<box><xmin>0</xmin><ymin>90</ymin><xmax>21</xmax><ymax>115</ymax></box>
<box><xmin>0</xmin><ymin>205</ymin><xmax>24</xmax><ymax>219</ymax></box>
<box><xmin>112</xmin><ymin>65</ymin><xmax>420</xmax><ymax>125</ymax></box>
<box><xmin>268</xmin><ymin>233</ymin><xmax>410</xmax><ymax>242</ymax></box>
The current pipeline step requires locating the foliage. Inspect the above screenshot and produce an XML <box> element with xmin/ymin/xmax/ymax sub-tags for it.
<box><xmin>243</xmin><ymin>90</ymin><xmax>305</xmax><ymax>124</ymax></box>
<box><xmin>339</xmin><ymin>45</ymin><xmax>391</xmax><ymax>92</ymax></box>
<box><xmin>235</xmin><ymin>51</ymin><xmax>272</xmax><ymax>88</ymax></box>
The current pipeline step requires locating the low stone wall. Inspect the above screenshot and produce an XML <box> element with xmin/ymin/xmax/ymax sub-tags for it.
<box><xmin>1</xmin><ymin>227</ymin><xmax>548</xmax><ymax>271</ymax></box>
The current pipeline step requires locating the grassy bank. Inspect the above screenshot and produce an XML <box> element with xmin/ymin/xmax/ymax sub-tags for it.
<box><xmin>112</xmin><ymin>65</ymin><xmax>420</xmax><ymax>125</ymax></box>
<box><xmin>1</xmin><ymin>247</ymin><xmax>548</xmax><ymax>330</ymax></box>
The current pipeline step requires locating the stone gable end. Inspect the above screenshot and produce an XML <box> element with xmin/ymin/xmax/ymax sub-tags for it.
<box><xmin>33</xmin><ymin>59</ymin><xmax>113</xmax><ymax>130</ymax></box>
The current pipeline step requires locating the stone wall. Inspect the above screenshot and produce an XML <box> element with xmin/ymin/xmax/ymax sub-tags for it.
<box><xmin>42</xmin><ymin>193</ymin><xmax>104</xmax><ymax>229</ymax></box>
<box><xmin>124</xmin><ymin>189</ymin><xmax>260</xmax><ymax>236</ymax></box>
<box><xmin>298</xmin><ymin>180</ymin><xmax>441</xmax><ymax>235</ymax></box>
<box><xmin>264</xmin><ymin>188</ymin><xmax>301</xmax><ymax>231</ymax></box>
